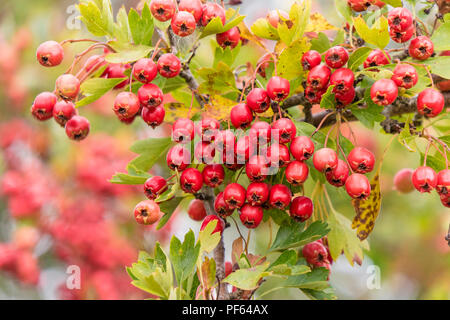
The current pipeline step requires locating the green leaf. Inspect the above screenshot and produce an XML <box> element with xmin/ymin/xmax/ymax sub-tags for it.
<box><xmin>224</xmin><ymin>261</ymin><xmax>271</xmax><ymax>290</ymax></box>
<box><xmin>250</xmin><ymin>18</ymin><xmax>280</xmax><ymax>40</ymax></box>
<box><xmin>383</xmin><ymin>0</ymin><xmax>403</xmax><ymax>7</ymax></box>
<box><xmin>320</xmin><ymin>85</ymin><xmax>336</xmax><ymax>110</ymax></box>
<box><xmin>128</xmin><ymin>4</ymin><xmax>154</xmax><ymax>46</ymax></box>
<box><xmin>277</xmin><ymin>38</ymin><xmax>311</xmax><ymax>80</ymax></box>
<box><xmin>198</xmin><ymin>219</ymin><xmax>221</xmax><ymax>253</ymax></box>
<box><xmin>350</xmin><ymin>89</ymin><xmax>385</xmax><ymax>129</ymax></box>
<box><xmin>282</xmin><ymin>267</ymin><xmax>330</xmax><ymax>290</ymax></box>
<box><xmin>213</xmin><ymin>43</ymin><xmax>241</xmax><ymax>68</ymax></box>
<box><xmin>114</xmin><ymin>6</ymin><xmax>131</xmax><ymax>43</ymax></box>
<box><xmin>348</xmin><ymin>47</ymin><xmax>372</xmax><ymax>71</ymax></box>
<box><xmin>78</xmin><ymin>1</ymin><xmax>113</xmax><ymax>37</ymax></box>
<box><xmin>302</xmin><ymin>287</ymin><xmax>337</xmax><ymax>300</ymax></box>
<box><xmin>353</xmin><ymin>16</ymin><xmax>389</xmax><ymax>49</ymax></box>
<box><xmin>310</xmin><ymin>32</ymin><xmax>331</xmax><ymax>53</ymax></box>
<box><xmin>432</xmin><ymin>15</ymin><xmax>450</xmax><ymax>51</ymax></box>
<box><xmin>169</xmin><ymin>230</ymin><xmax>201</xmax><ymax>283</ymax></box>
<box><xmin>200</xmin><ymin>9</ymin><xmax>246</xmax><ymax>38</ymax></box>
<box><xmin>331</xmin><ymin>30</ymin><xmax>345</xmax><ymax>46</ymax></box>
<box><xmin>422</xmin><ymin>56</ymin><xmax>450</xmax><ymax>79</ymax></box>
<box><xmin>110</xmin><ymin>164</ymin><xmax>151</xmax><ymax>184</ymax></box>
<box><xmin>128</xmin><ymin>137</ymin><xmax>173</xmax><ymax>172</ymax></box>
<box><xmin>334</xmin><ymin>0</ymin><xmax>352</xmax><ymax>23</ymax></box>
<box><xmin>106</xmin><ymin>43</ymin><xmax>152</xmax><ymax>64</ymax></box>
<box><xmin>157</xmin><ymin>197</ymin><xmax>191</xmax><ymax>230</ymax></box>
<box><xmin>270</xmin><ymin>220</ymin><xmax>329</xmax><ymax>251</ymax></box>
<box><xmin>76</xmin><ymin>78</ymin><xmax>125</xmax><ymax>108</ymax></box>
<box><xmin>420</xmin><ymin>153</ymin><xmax>446</xmax><ymax>172</ymax></box>
<box><xmin>278</xmin><ymin>0</ymin><xmax>311</xmax><ymax>45</ymax></box>
<box><xmin>266</xmin><ymin>208</ymin><xmax>290</xmax><ymax>226</ymax></box>
<box><xmin>197</xmin><ymin>61</ymin><xmax>237</xmax><ymax>95</ymax></box>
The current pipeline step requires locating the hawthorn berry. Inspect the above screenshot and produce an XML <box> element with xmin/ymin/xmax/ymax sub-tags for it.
<box><xmin>266</xmin><ymin>76</ymin><xmax>290</xmax><ymax>101</ymax></box>
<box><xmin>390</xmin><ymin>24</ymin><xmax>415</xmax><ymax>43</ymax></box>
<box><xmin>347</xmin><ymin>0</ymin><xmax>369</xmax><ymax>12</ymax></box>
<box><xmin>138</xmin><ymin>83</ymin><xmax>164</xmax><ymax>107</ymax></box>
<box><xmin>171</xmin><ymin>11</ymin><xmax>196</xmax><ymax>37</ymax></box>
<box><xmin>178</xmin><ymin>0</ymin><xmax>203</xmax><ymax>22</ymax></box>
<box><xmin>436</xmin><ymin>169</ymin><xmax>450</xmax><ymax>196</ymax></box>
<box><xmin>267</xmin><ymin>143</ymin><xmax>290</xmax><ymax>168</ymax></box>
<box><xmin>133</xmin><ymin>58</ymin><xmax>157</xmax><ymax>84</ymax></box>
<box><xmin>52</xmin><ymin>100</ymin><xmax>77</xmax><ymax>127</ymax></box>
<box><xmin>286</xmin><ymin>160</ymin><xmax>309</xmax><ymax>186</ymax></box>
<box><xmin>172</xmin><ymin>118</ymin><xmax>195</xmax><ymax>143</ymax></box>
<box><xmin>215</xmin><ymin>130</ymin><xmax>236</xmax><ymax>151</ymax></box>
<box><xmin>246</xmin><ymin>182</ymin><xmax>270</xmax><ymax>206</ymax></box>
<box><xmin>236</xmin><ymin>135</ymin><xmax>253</xmax><ymax>163</ymax></box>
<box><xmin>409</xmin><ymin>36</ymin><xmax>434</xmax><ymax>61</ymax></box>
<box><xmin>103</xmin><ymin>63</ymin><xmax>130</xmax><ymax>89</ymax></box>
<box><xmin>440</xmin><ymin>194</ymin><xmax>450</xmax><ymax>208</ymax></box>
<box><xmin>230</xmin><ymin>103</ymin><xmax>254</xmax><ymax>129</ymax></box>
<box><xmin>326</xmin><ymin>159</ymin><xmax>349</xmax><ymax>187</ymax></box>
<box><xmin>335</xmin><ymin>87</ymin><xmax>356</xmax><ymax>106</ymax></box>
<box><xmin>370</xmin><ymin>79</ymin><xmax>398</xmax><ymax>106</ymax></box>
<box><xmin>302</xmin><ymin>50</ymin><xmax>322</xmax><ymax>71</ymax></box>
<box><xmin>188</xmin><ymin>199</ymin><xmax>207</xmax><ymax>221</ymax></box>
<box><xmin>194</xmin><ymin>141</ymin><xmax>216</xmax><ymax>164</ymax></box>
<box><xmin>330</xmin><ymin>68</ymin><xmax>355</xmax><ymax>94</ymax></box>
<box><xmin>150</xmin><ymin>0</ymin><xmax>176</xmax><ymax>22</ymax></box>
<box><xmin>202</xmin><ymin>164</ymin><xmax>225</xmax><ymax>188</ymax></box>
<box><xmin>345</xmin><ymin>173</ymin><xmax>371</xmax><ymax>200</ymax></box>
<box><xmin>134</xmin><ymin>200</ymin><xmax>162</xmax><ymax>225</ymax></box>
<box><xmin>239</xmin><ymin>204</ymin><xmax>263</xmax><ymax>229</ymax></box>
<box><xmin>391</xmin><ymin>64</ymin><xmax>418</xmax><ymax>89</ymax></box>
<box><xmin>363</xmin><ymin>49</ymin><xmax>391</xmax><ymax>69</ymax></box>
<box><xmin>113</xmin><ymin>92</ymin><xmax>140</xmax><ymax>121</ymax></box>
<box><xmin>246</xmin><ymin>155</ymin><xmax>269</xmax><ymax>182</ymax></box>
<box><xmin>223</xmin><ymin>183</ymin><xmax>246</xmax><ymax>210</ymax></box>
<box><xmin>65</xmin><ymin>115</ymin><xmax>90</xmax><ymax>141</ymax></box>
<box><xmin>290</xmin><ymin>136</ymin><xmax>315</xmax><ymax>161</ymax></box>
<box><xmin>141</xmin><ymin>106</ymin><xmax>165</xmax><ymax>128</ymax></box>
<box><xmin>55</xmin><ymin>74</ymin><xmax>80</xmax><ymax>100</ymax></box>
<box><xmin>417</xmin><ymin>88</ymin><xmax>445</xmax><ymax>117</ymax></box>
<box><xmin>324</xmin><ymin>46</ymin><xmax>349</xmax><ymax>69</ymax></box>
<box><xmin>201</xmin><ymin>2</ymin><xmax>226</xmax><ymax>26</ymax></box>
<box><xmin>200</xmin><ymin>215</ymin><xmax>225</xmax><ymax>235</ymax></box>
<box><xmin>223</xmin><ymin>152</ymin><xmax>243</xmax><ymax>171</ymax></box>
<box><xmin>215</xmin><ymin>192</ymin><xmax>234</xmax><ymax>218</ymax></box>
<box><xmin>269</xmin><ymin>184</ymin><xmax>292</xmax><ymax>210</ymax></box>
<box><xmin>225</xmin><ymin>262</ymin><xmax>233</xmax><ymax>277</ymax></box>
<box><xmin>196</xmin><ymin>117</ymin><xmax>220</xmax><ymax>141</ymax></box>
<box><xmin>256</xmin><ymin>53</ymin><xmax>273</xmax><ymax>78</ymax></box>
<box><xmin>348</xmin><ymin>147</ymin><xmax>375</xmax><ymax>174</ymax></box>
<box><xmin>180</xmin><ymin>168</ymin><xmax>203</xmax><ymax>194</ymax></box>
<box><xmin>249</xmin><ymin>121</ymin><xmax>271</xmax><ymax>145</ymax></box>
<box><xmin>166</xmin><ymin>145</ymin><xmax>191</xmax><ymax>171</ymax></box>
<box><xmin>304</xmin><ymin>86</ymin><xmax>326</xmax><ymax>104</ymax></box>
<box><xmin>246</xmin><ymin>88</ymin><xmax>270</xmax><ymax>113</ymax></box>
<box><xmin>157</xmin><ymin>53</ymin><xmax>181</xmax><ymax>78</ymax></box>
<box><xmin>387</xmin><ymin>8</ymin><xmax>413</xmax><ymax>32</ymax></box>
<box><xmin>266</xmin><ymin>9</ymin><xmax>289</xmax><ymax>28</ymax></box>
<box><xmin>302</xmin><ymin>241</ymin><xmax>330</xmax><ymax>267</ymax></box>
<box><xmin>412</xmin><ymin>166</ymin><xmax>438</xmax><ymax>193</ymax></box>
<box><xmin>144</xmin><ymin>176</ymin><xmax>168</xmax><ymax>200</ymax></box>
<box><xmin>289</xmin><ymin>196</ymin><xmax>313</xmax><ymax>222</ymax></box>
<box><xmin>393</xmin><ymin>168</ymin><xmax>415</xmax><ymax>193</ymax></box>
<box><xmin>307</xmin><ymin>64</ymin><xmax>331</xmax><ymax>91</ymax></box>
<box><xmin>36</xmin><ymin>40</ymin><xmax>64</xmax><ymax>67</ymax></box>
<box><xmin>313</xmin><ymin>148</ymin><xmax>338</xmax><ymax>173</ymax></box>
<box><xmin>31</xmin><ymin>92</ymin><xmax>57</xmax><ymax>121</ymax></box>
<box><xmin>83</xmin><ymin>54</ymin><xmax>106</xmax><ymax>74</ymax></box>
<box><xmin>271</xmin><ymin>118</ymin><xmax>296</xmax><ymax>144</ymax></box>
<box><xmin>216</xmin><ymin>27</ymin><xmax>241</xmax><ymax>49</ymax></box>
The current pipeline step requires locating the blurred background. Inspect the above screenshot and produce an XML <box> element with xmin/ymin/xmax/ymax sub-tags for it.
<box><xmin>0</xmin><ymin>0</ymin><xmax>448</xmax><ymax>300</ymax></box>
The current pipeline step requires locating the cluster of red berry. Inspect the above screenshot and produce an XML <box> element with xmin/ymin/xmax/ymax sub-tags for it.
<box><xmin>347</xmin><ymin>0</ymin><xmax>385</xmax><ymax>12</ymax></box>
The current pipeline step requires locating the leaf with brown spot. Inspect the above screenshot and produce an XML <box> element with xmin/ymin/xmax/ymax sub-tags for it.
<box><xmin>306</xmin><ymin>13</ymin><xmax>338</xmax><ymax>33</ymax></box>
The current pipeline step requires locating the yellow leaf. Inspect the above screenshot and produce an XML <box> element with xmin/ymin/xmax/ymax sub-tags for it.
<box><xmin>203</xmin><ymin>95</ymin><xmax>239</xmax><ymax>121</ymax></box>
<box><xmin>238</xmin><ymin>21</ymin><xmax>268</xmax><ymax>50</ymax></box>
<box><xmin>306</xmin><ymin>13</ymin><xmax>338</xmax><ymax>33</ymax></box>
<box><xmin>164</xmin><ymin>102</ymin><xmax>200</xmax><ymax>123</ymax></box>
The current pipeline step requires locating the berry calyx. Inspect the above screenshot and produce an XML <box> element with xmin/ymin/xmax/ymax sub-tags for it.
<box><xmin>171</xmin><ymin>11</ymin><xmax>196</xmax><ymax>37</ymax></box>
<box><xmin>417</xmin><ymin>88</ymin><xmax>445</xmax><ymax>118</ymax></box>
<box><xmin>166</xmin><ymin>145</ymin><xmax>191</xmax><ymax>171</ymax></box>
<box><xmin>330</xmin><ymin>68</ymin><xmax>355</xmax><ymax>94</ymax></box>
<box><xmin>172</xmin><ymin>118</ymin><xmax>195</xmax><ymax>143</ymax></box>
<box><xmin>363</xmin><ymin>49</ymin><xmax>390</xmax><ymax>69</ymax></box>
<box><xmin>200</xmin><ymin>215</ymin><xmax>225</xmax><ymax>235</ymax></box>
<box><xmin>157</xmin><ymin>53</ymin><xmax>181</xmax><ymax>78</ymax></box>
<box><xmin>65</xmin><ymin>115</ymin><xmax>90</xmax><ymax>141</ymax></box>
<box><xmin>202</xmin><ymin>164</ymin><xmax>225</xmax><ymax>188</ymax></box>
<box><xmin>347</xmin><ymin>147</ymin><xmax>375</xmax><ymax>174</ymax></box>
<box><xmin>113</xmin><ymin>92</ymin><xmax>140</xmax><ymax>121</ymax></box>
<box><xmin>289</xmin><ymin>196</ymin><xmax>313</xmax><ymax>222</ymax></box>
<box><xmin>55</xmin><ymin>74</ymin><xmax>80</xmax><ymax>100</ymax></box>
<box><xmin>133</xmin><ymin>58</ymin><xmax>158</xmax><ymax>84</ymax></box>
<box><xmin>201</xmin><ymin>2</ymin><xmax>226</xmax><ymax>26</ymax></box>
<box><xmin>141</xmin><ymin>106</ymin><xmax>165</xmax><ymax>128</ymax></box>
<box><xmin>370</xmin><ymin>78</ymin><xmax>398</xmax><ymax>106</ymax></box>
<box><xmin>313</xmin><ymin>148</ymin><xmax>338</xmax><ymax>173</ymax></box>
<box><xmin>302</xmin><ymin>50</ymin><xmax>322</xmax><ymax>71</ymax></box>
<box><xmin>144</xmin><ymin>176</ymin><xmax>168</xmax><ymax>200</ymax></box>
<box><xmin>52</xmin><ymin>100</ymin><xmax>77</xmax><ymax>127</ymax></box>
<box><xmin>391</xmin><ymin>64</ymin><xmax>418</xmax><ymax>89</ymax></box>
<box><xmin>246</xmin><ymin>88</ymin><xmax>270</xmax><ymax>113</ymax></box>
<box><xmin>269</xmin><ymin>184</ymin><xmax>292</xmax><ymax>210</ymax></box>
<box><xmin>286</xmin><ymin>160</ymin><xmax>309</xmax><ymax>186</ymax></box>
<box><xmin>215</xmin><ymin>192</ymin><xmax>234</xmax><ymax>218</ymax></box>
<box><xmin>134</xmin><ymin>200</ymin><xmax>162</xmax><ymax>225</ymax></box>
<box><xmin>409</xmin><ymin>36</ymin><xmax>434</xmax><ymax>61</ymax></box>
<box><xmin>271</xmin><ymin>118</ymin><xmax>296</xmax><ymax>144</ymax></box>
<box><xmin>325</xmin><ymin>159</ymin><xmax>349</xmax><ymax>187</ymax></box>
<box><xmin>388</xmin><ymin>8</ymin><xmax>413</xmax><ymax>31</ymax></box>
<box><xmin>266</xmin><ymin>76</ymin><xmax>290</xmax><ymax>101</ymax></box>
<box><xmin>223</xmin><ymin>183</ymin><xmax>246</xmax><ymax>210</ymax></box>
<box><xmin>304</xmin><ymin>86</ymin><xmax>326</xmax><ymax>104</ymax></box>
<box><xmin>324</xmin><ymin>46</ymin><xmax>349</xmax><ymax>69</ymax></box>
<box><xmin>180</xmin><ymin>168</ymin><xmax>203</xmax><ymax>194</ymax></box>
<box><xmin>246</xmin><ymin>155</ymin><xmax>269</xmax><ymax>182</ymax></box>
<box><xmin>36</xmin><ymin>40</ymin><xmax>64</xmax><ymax>67</ymax></box>
<box><xmin>188</xmin><ymin>199</ymin><xmax>207</xmax><ymax>221</ymax></box>
<box><xmin>345</xmin><ymin>173</ymin><xmax>371</xmax><ymax>199</ymax></box>
<box><xmin>412</xmin><ymin>166</ymin><xmax>438</xmax><ymax>193</ymax></box>
<box><xmin>178</xmin><ymin>0</ymin><xmax>203</xmax><ymax>22</ymax></box>
<box><xmin>290</xmin><ymin>136</ymin><xmax>315</xmax><ymax>161</ymax></box>
<box><xmin>150</xmin><ymin>0</ymin><xmax>176</xmax><ymax>22</ymax></box>
<box><xmin>31</xmin><ymin>92</ymin><xmax>57</xmax><ymax>121</ymax></box>
<box><xmin>246</xmin><ymin>182</ymin><xmax>270</xmax><ymax>206</ymax></box>
<box><xmin>393</xmin><ymin>168</ymin><xmax>415</xmax><ymax>193</ymax></box>
<box><xmin>138</xmin><ymin>83</ymin><xmax>164</xmax><ymax>107</ymax></box>
<box><xmin>230</xmin><ymin>103</ymin><xmax>254</xmax><ymax>129</ymax></box>
<box><xmin>436</xmin><ymin>169</ymin><xmax>450</xmax><ymax>196</ymax></box>
<box><xmin>307</xmin><ymin>64</ymin><xmax>331</xmax><ymax>91</ymax></box>
<box><xmin>216</xmin><ymin>27</ymin><xmax>241</xmax><ymax>49</ymax></box>
<box><xmin>239</xmin><ymin>204</ymin><xmax>263</xmax><ymax>229</ymax></box>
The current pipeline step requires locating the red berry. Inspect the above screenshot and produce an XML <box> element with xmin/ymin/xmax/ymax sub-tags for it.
<box><xmin>388</xmin><ymin>8</ymin><xmax>413</xmax><ymax>32</ymax></box>
<box><xmin>103</xmin><ymin>63</ymin><xmax>130</xmax><ymax>89</ymax></box>
<box><xmin>286</xmin><ymin>160</ymin><xmax>309</xmax><ymax>186</ymax></box>
<box><xmin>256</xmin><ymin>53</ymin><xmax>273</xmax><ymax>78</ymax></box>
<box><xmin>172</xmin><ymin>118</ymin><xmax>195</xmax><ymax>143</ymax></box>
<box><xmin>179</xmin><ymin>0</ymin><xmax>203</xmax><ymax>22</ymax></box>
<box><xmin>215</xmin><ymin>130</ymin><xmax>236</xmax><ymax>152</ymax></box>
<box><xmin>188</xmin><ymin>199</ymin><xmax>207</xmax><ymax>221</ymax></box>
<box><xmin>215</xmin><ymin>192</ymin><xmax>234</xmax><ymax>218</ymax></box>
<box><xmin>347</xmin><ymin>0</ymin><xmax>370</xmax><ymax>12</ymax></box>
<box><xmin>201</xmin><ymin>2</ymin><xmax>226</xmax><ymax>26</ymax></box>
<box><xmin>290</xmin><ymin>136</ymin><xmax>315</xmax><ymax>161</ymax></box>
<box><xmin>223</xmin><ymin>151</ymin><xmax>243</xmax><ymax>171</ymax></box>
<box><xmin>440</xmin><ymin>194</ymin><xmax>450</xmax><ymax>208</ymax></box>
<box><xmin>239</xmin><ymin>204</ymin><xmax>263</xmax><ymax>229</ymax></box>
<box><xmin>302</xmin><ymin>50</ymin><xmax>322</xmax><ymax>71</ymax></box>
<box><xmin>225</xmin><ymin>261</ymin><xmax>233</xmax><ymax>277</ymax></box>
<box><xmin>335</xmin><ymin>86</ymin><xmax>356</xmax><ymax>106</ymax></box>
<box><xmin>304</xmin><ymin>86</ymin><xmax>326</xmax><ymax>104</ymax></box>
<box><xmin>330</xmin><ymin>68</ymin><xmax>354</xmax><ymax>94</ymax></box>
<box><xmin>436</xmin><ymin>169</ymin><xmax>450</xmax><ymax>196</ymax></box>
<box><xmin>133</xmin><ymin>58</ymin><xmax>157</xmax><ymax>84</ymax></box>
<box><xmin>326</xmin><ymin>159</ymin><xmax>349</xmax><ymax>187</ymax></box>
<box><xmin>65</xmin><ymin>115</ymin><xmax>90</xmax><ymax>141</ymax></box>
<box><xmin>150</xmin><ymin>0</ymin><xmax>176</xmax><ymax>21</ymax></box>
<box><xmin>302</xmin><ymin>241</ymin><xmax>329</xmax><ymax>267</ymax></box>
<box><xmin>307</xmin><ymin>64</ymin><xmax>331</xmax><ymax>91</ymax></box>
<box><xmin>249</xmin><ymin>121</ymin><xmax>271</xmax><ymax>145</ymax></box>
<box><xmin>267</xmin><ymin>143</ymin><xmax>291</xmax><ymax>168</ymax></box>
<box><xmin>113</xmin><ymin>92</ymin><xmax>140</xmax><ymax>121</ymax></box>
<box><xmin>157</xmin><ymin>53</ymin><xmax>181</xmax><ymax>78</ymax></box>
<box><xmin>325</xmin><ymin>46</ymin><xmax>349</xmax><ymax>69</ymax></box>
<box><xmin>171</xmin><ymin>11</ymin><xmax>196</xmax><ymax>37</ymax></box>
<box><xmin>194</xmin><ymin>141</ymin><xmax>216</xmax><ymax>164</ymax></box>
<box><xmin>144</xmin><ymin>176</ymin><xmax>168</xmax><ymax>200</ymax></box>
<box><xmin>230</xmin><ymin>103</ymin><xmax>254</xmax><ymax>129</ymax></box>
<box><xmin>409</xmin><ymin>36</ymin><xmax>434</xmax><ymax>60</ymax></box>
<box><xmin>246</xmin><ymin>88</ymin><xmax>270</xmax><ymax>113</ymax></box>
<box><xmin>138</xmin><ymin>83</ymin><xmax>164</xmax><ymax>107</ymax></box>
<box><xmin>134</xmin><ymin>200</ymin><xmax>162</xmax><ymax>225</ymax></box>
<box><xmin>36</xmin><ymin>40</ymin><xmax>64</xmax><ymax>67</ymax></box>
<box><xmin>216</xmin><ymin>27</ymin><xmax>241</xmax><ymax>49</ymax></box>
<box><xmin>55</xmin><ymin>74</ymin><xmax>80</xmax><ymax>100</ymax></box>
<box><xmin>202</xmin><ymin>164</ymin><xmax>225</xmax><ymax>188</ymax></box>
<box><xmin>246</xmin><ymin>155</ymin><xmax>269</xmax><ymax>182</ymax></box>
<box><xmin>390</xmin><ymin>24</ymin><xmax>415</xmax><ymax>43</ymax></box>
<box><xmin>393</xmin><ymin>168</ymin><xmax>415</xmax><ymax>193</ymax></box>
<box><xmin>223</xmin><ymin>183</ymin><xmax>246</xmax><ymax>210</ymax></box>
<box><xmin>196</xmin><ymin>117</ymin><xmax>220</xmax><ymax>141</ymax></box>
<box><xmin>83</xmin><ymin>54</ymin><xmax>106</xmax><ymax>74</ymax></box>
<box><xmin>370</xmin><ymin>79</ymin><xmax>398</xmax><ymax>106</ymax></box>
<box><xmin>391</xmin><ymin>64</ymin><xmax>418</xmax><ymax>89</ymax></box>
<box><xmin>289</xmin><ymin>196</ymin><xmax>313</xmax><ymax>222</ymax></box>
<box><xmin>345</xmin><ymin>173</ymin><xmax>371</xmax><ymax>199</ymax></box>
<box><xmin>141</xmin><ymin>106</ymin><xmax>165</xmax><ymax>128</ymax></box>
<box><xmin>246</xmin><ymin>182</ymin><xmax>270</xmax><ymax>206</ymax></box>
<box><xmin>236</xmin><ymin>135</ymin><xmax>253</xmax><ymax>163</ymax></box>
<box><xmin>412</xmin><ymin>166</ymin><xmax>438</xmax><ymax>193</ymax></box>
<box><xmin>31</xmin><ymin>92</ymin><xmax>57</xmax><ymax>121</ymax></box>
<box><xmin>269</xmin><ymin>184</ymin><xmax>292</xmax><ymax>210</ymax></box>
<box><xmin>417</xmin><ymin>88</ymin><xmax>445</xmax><ymax>117</ymax></box>
<box><xmin>348</xmin><ymin>147</ymin><xmax>375</xmax><ymax>174</ymax></box>
<box><xmin>52</xmin><ymin>100</ymin><xmax>77</xmax><ymax>126</ymax></box>
<box><xmin>313</xmin><ymin>148</ymin><xmax>338</xmax><ymax>173</ymax></box>
<box><xmin>271</xmin><ymin>118</ymin><xmax>296</xmax><ymax>144</ymax></box>
<box><xmin>266</xmin><ymin>76</ymin><xmax>290</xmax><ymax>101</ymax></box>
<box><xmin>200</xmin><ymin>215</ymin><xmax>225</xmax><ymax>235</ymax></box>
<box><xmin>180</xmin><ymin>168</ymin><xmax>203</xmax><ymax>193</ymax></box>
<box><xmin>363</xmin><ymin>49</ymin><xmax>390</xmax><ymax>69</ymax></box>
<box><xmin>166</xmin><ymin>145</ymin><xmax>191</xmax><ymax>171</ymax></box>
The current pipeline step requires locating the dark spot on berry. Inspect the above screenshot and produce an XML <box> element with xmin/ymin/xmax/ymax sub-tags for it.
<box><xmin>224</xmin><ymin>41</ymin><xmax>232</xmax><ymax>46</ymax></box>
<box><xmin>311</xmin><ymin>79</ymin><xmax>319</xmax><ymax>87</ymax></box>
<box><xmin>180</xmin><ymin>24</ymin><xmax>188</xmax><ymax>32</ymax></box>
<box><xmin>251</xmin><ymin>194</ymin><xmax>261</xmax><ymax>202</ymax></box>
<box><xmin>376</xmin><ymin>94</ymin><xmax>385</xmax><ymax>101</ymax></box>
<box><xmin>163</xmin><ymin>65</ymin><xmax>171</xmax><ymax>72</ymax></box>
<box><xmin>330</xmin><ymin>53</ymin><xmax>339</xmax><ymax>62</ymax></box>
<box><xmin>156</xmin><ymin>8</ymin><xmax>165</xmax><ymax>15</ymax></box>
<box><xmin>337</xmin><ymin>83</ymin><xmax>345</xmax><ymax>91</ymax></box>
<box><xmin>118</xmin><ymin>107</ymin><xmax>126</xmax><ymax>114</ymax></box>
<box><xmin>140</xmin><ymin>209</ymin><xmax>148</xmax><ymax>217</ymax></box>
<box><xmin>403</xmin><ymin>75</ymin><xmax>412</xmax><ymax>83</ymax></box>
<box><xmin>369</xmin><ymin>61</ymin><xmax>377</xmax><ymax>67</ymax></box>
<box><xmin>210</xmin><ymin>177</ymin><xmax>219</xmax><ymax>184</ymax></box>
<box><xmin>393</xmin><ymin>17</ymin><xmax>401</xmax><ymax>26</ymax></box>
